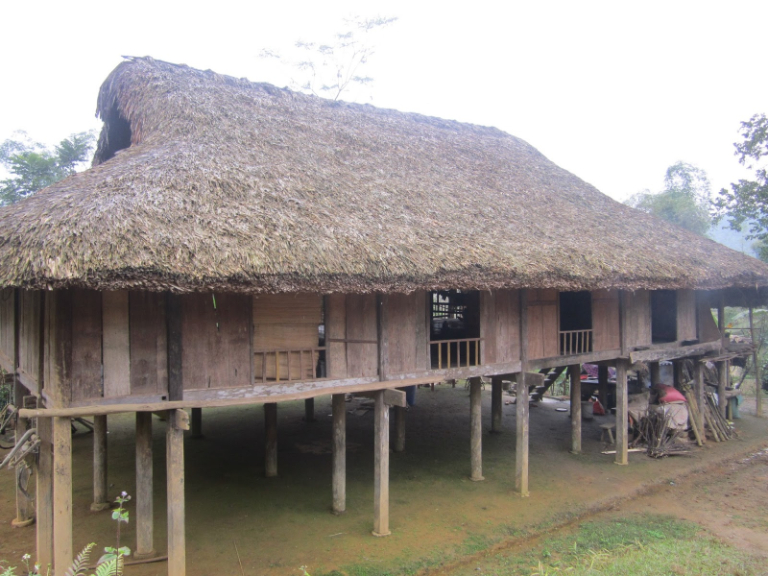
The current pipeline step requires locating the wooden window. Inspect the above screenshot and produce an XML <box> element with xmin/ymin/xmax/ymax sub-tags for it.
<box><xmin>429</xmin><ymin>290</ymin><xmax>480</xmax><ymax>369</ymax></box>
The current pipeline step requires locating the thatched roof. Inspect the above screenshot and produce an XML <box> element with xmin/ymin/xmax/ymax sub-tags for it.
<box><xmin>1</xmin><ymin>56</ymin><xmax>767</xmax><ymax>295</ymax></box>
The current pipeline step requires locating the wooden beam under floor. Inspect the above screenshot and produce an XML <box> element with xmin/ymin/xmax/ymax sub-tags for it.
<box><xmin>332</xmin><ymin>394</ymin><xmax>346</xmax><ymax>515</ymax></box>
<box><xmin>90</xmin><ymin>415</ymin><xmax>110</xmax><ymax>512</ymax></box>
<box><xmin>53</xmin><ymin>417</ymin><xmax>73</xmax><ymax>574</ymax></box>
<box><xmin>469</xmin><ymin>377</ymin><xmax>484</xmax><ymax>481</ymax></box>
<box><xmin>372</xmin><ymin>390</ymin><xmax>391</xmax><ymax>536</ymax></box>
<box><xmin>167</xmin><ymin>409</ymin><xmax>188</xmax><ymax>576</ymax></box>
<box><xmin>135</xmin><ymin>411</ymin><xmax>155</xmax><ymax>558</ymax></box>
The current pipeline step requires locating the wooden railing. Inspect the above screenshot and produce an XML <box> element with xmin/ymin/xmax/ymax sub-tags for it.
<box><xmin>254</xmin><ymin>347</ymin><xmax>326</xmax><ymax>383</ymax></box>
<box><xmin>559</xmin><ymin>330</ymin><xmax>593</xmax><ymax>355</ymax></box>
<box><xmin>430</xmin><ymin>338</ymin><xmax>481</xmax><ymax>370</ymax></box>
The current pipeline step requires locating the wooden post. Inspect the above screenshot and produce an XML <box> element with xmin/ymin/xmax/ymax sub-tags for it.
<box><xmin>304</xmin><ymin>398</ymin><xmax>316</xmax><ymax>422</ymax></box>
<box><xmin>650</xmin><ymin>362</ymin><xmax>661</xmax><ymax>387</ymax></box>
<box><xmin>190</xmin><ymin>407</ymin><xmax>203</xmax><ymax>439</ymax></box>
<box><xmin>598</xmin><ymin>365</ymin><xmax>609</xmax><ymax>411</ymax></box>
<box><xmin>331</xmin><ymin>394</ymin><xmax>346</xmax><ymax>515</ymax></box>
<box><xmin>615</xmin><ymin>360</ymin><xmax>629</xmax><ymax>465</ymax></box>
<box><xmin>135</xmin><ymin>412</ymin><xmax>155</xmax><ymax>558</ymax></box>
<box><xmin>166</xmin><ymin>410</ymin><xmax>188</xmax><ymax>576</ymax></box>
<box><xmin>673</xmin><ymin>360</ymin><xmax>684</xmax><ymax>388</ymax></box>
<box><xmin>36</xmin><ymin>416</ymin><xmax>53</xmax><ymax>571</ymax></box>
<box><xmin>718</xmin><ymin>361</ymin><xmax>728</xmax><ymax>418</ymax></box>
<box><xmin>749</xmin><ymin>307</ymin><xmax>762</xmax><ymax>416</ymax></box>
<box><xmin>12</xmin><ymin>414</ymin><xmax>34</xmax><ymax>527</ymax></box>
<box><xmin>372</xmin><ymin>390</ymin><xmax>390</xmax><ymax>536</ymax></box>
<box><xmin>166</xmin><ymin>294</ymin><xmax>183</xmax><ymax>401</ymax></box>
<box><xmin>265</xmin><ymin>403</ymin><xmax>278</xmax><ymax>477</ymax></box>
<box><xmin>53</xmin><ymin>417</ymin><xmax>73</xmax><ymax>574</ymax></box>
<box><xmin>515</xmin><ymin>373</ymin><xmax>529</xmax><ymax>496</ymax></box>
<box><xmin>569</xmin><ymin>364</ymin><xmax>581</xmax><ymax>454</ymax></box>
<box><xmin>693</xmin><ymin>359</ymin><xmax>706</xmax><ymax>438</ymax></box>
<box><xmin>491</xmin><ymin>376</ymin><xmax>503</xmax><ymax>433</ymax></box>
<box><xmin>393</xmin><ymin>405</ymin><xmax>406</xmax><ymax>453</ymax></box>
<box><xmin>469</xmin><ymin>377</ymin><xmax>484</xmax><ymax>481</ymax></box>
<box><xmin>90</xmin><ymin>415</ymin><xmax>110</xmax><ymax>512</ymax></box>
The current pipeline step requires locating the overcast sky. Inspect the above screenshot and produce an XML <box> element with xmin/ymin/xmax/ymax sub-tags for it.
<box><xmin>2</xmin><ymin>1</ymin><xmax>766</xmax><ymax>202</ymax></box>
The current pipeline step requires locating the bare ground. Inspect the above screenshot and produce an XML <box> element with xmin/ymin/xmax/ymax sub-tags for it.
<box><xmin>1</xmin><ymin>385</ymin><xmax>767</xmax><ymax>576</ymax></box>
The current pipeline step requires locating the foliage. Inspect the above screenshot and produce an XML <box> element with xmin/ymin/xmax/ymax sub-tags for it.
<box><xmin>715</xmin><ymin>114</ymin><xmax>768</xmax><ymax>245</ymax></box>
<box><xmin>0</xmin><ymin>130</ymin><xmax>95</xmax><ymax>206</ymax></box>
<box><xmin>0</xmin><ymin>493</ymin><xmax>131</xmax><ymax>576</ymax></box>
<box><xmin>626</xmin><ymin>161</ymin><xmax>712</xmax><ymax>236</ymax></box>
<box><xmin>260</xmin><ymin>15</ymin><xmax>397</xmax><ymax>102</ymax></box>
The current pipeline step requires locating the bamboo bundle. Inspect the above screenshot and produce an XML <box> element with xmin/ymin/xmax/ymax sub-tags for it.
<box><xmin>704</xmin><ymin>391</ymin><xmax>733</xmax><ymax>441</ymax></box>
<box><xmin>681</xmin><ymin>387</ymin><xmax>704</xmax><ymax>447</ymax></box>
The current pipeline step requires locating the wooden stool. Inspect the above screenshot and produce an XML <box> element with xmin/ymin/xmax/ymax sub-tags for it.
<box><xmin>600</xmin><ymin>422</ymin><xmax>616</xmax><ymax>445</ymax></box>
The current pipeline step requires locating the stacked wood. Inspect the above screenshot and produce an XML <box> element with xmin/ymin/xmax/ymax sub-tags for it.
<box><xmin>637</xmin><ymin>409</ymin><xmax>689</xmax><ymax>458</ymax></box>
<box><xmin>681</xmin><ymin>386</ymin><xmax>704</xmax><ymax>447</ymax></box>
<box><xmin>703</xmin><ymin>391</ymin><xmax>734</xmax><ymax>442</ymax></box>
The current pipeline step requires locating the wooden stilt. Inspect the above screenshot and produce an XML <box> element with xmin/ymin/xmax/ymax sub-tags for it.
<box><xmin>650</xmin><ymin>362</ymin><xmax>661</xmax><ymax>387</ymax></box>
<box><xmin>36</xmin><ymin>416</ymin><xmax>53</xmax><ymax>571</ymax></box>
<box><xmin>331</xmin><ymin>394</ymin><xmax>346</xmax><ymax>515</ymax></box>
<box><xmin>53</xmin><ymin>417</ymin><xmax>73</xmax><ymax>573</ymax></box>
<box><xmin>469</xmin><ymin>377</ymin><xmax>484</xmax><ymax>481</ymax></box>
<box><xmin>491</xmin><ymin>376</ymin><xmax>503</xmax><ymax>433</ymax></box>
<box><xmin>90</xmin><ymin>415</ymin><xmax>110</xmax><ymax>512</ymax></box>
<box><xmin>393</xmin><ymin>405</ymin><xmax>406</xmax><ymax>453</ymax></box>
<box><xmin>598</xmin><ymin>365</ymin><xmax>609</xmax><ymax>412</ymax></box>
<box><xmin>693</xmin><ymin>360</ymin><xmax>706</xmax><ymax>441</ymax></box>
<box><xmin>569</xmin><ymin>364</ymin><xmax>581</xmax><ymax>454</ymax></box>
<box><xmin>749</xmin><ymin>307</ymin><xmax>763</xmax><ymax>416</ymax></box>
<box><xmin>515</xmin><ymin>373</ymin><xmax>530</xmax><ymax>496</ymax></box>
<box><xmin>372</xmin><ymin>390</ymin><xmax>391</xmax><ymax>536</ymax></box>
<box><xmin>265</xmin><ymin>403</ymin><xmax>278</xmax><ymax>477</ymax></box>
<box><xmin>135</xmin><ymin>412</ymin><xmax>155</xmax><ymax>558</ymax></box>
<box><xmin>166</xmin><ymin>410</ymin><xmax>187</xmax><ymax>576</ymax></box>
<box><xmin>718</xmin><ymin>361</ymin><xmax>728</xmax><ymax>418</ymax></box>
<box><xmin>673</xmin><ymin>360</ymin><xmax>684</xmax><ymax>388</ymax></box>
<box><xmin>615</xmin><ymin>360</ymin><xmax>629</xmax><ymax>465</ymax></box>
<box><xmin>190</xmin><ymin>407</ymin><xmax>203</xmax><ymax>439</ymax></box>
<box><xmin>304</xmin><ymin>398</ymin><xmax>316</xmax><ymax>422</ymax></box>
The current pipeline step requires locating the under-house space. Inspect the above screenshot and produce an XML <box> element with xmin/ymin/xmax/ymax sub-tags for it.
<box><xmin>430</xmin><ymin>290</ymin><xmax>480</xmax><ymax>369</ymax></box>
<box><xmin>559</xmin><ymin>291</ymin><xmax>593</xmax><ymax>355</ymax></box>
<box><xmin>651</xmin><ymin>290</ymin><xmax>677</xmax><ymax>344</ymax></box>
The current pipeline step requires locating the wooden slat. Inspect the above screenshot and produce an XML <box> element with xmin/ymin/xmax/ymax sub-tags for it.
<box><xmin>592</xmin><ymin>289</ymin><xmax>620</xmax><ymax>352</ymax></box>
<box><xmin>346</xmin><ymin>294</ymin><xmax>378</xmax><ymax>377</ymax></box>
<box><xmin>677</xmin><ymin>289</ymin><xmax>697</xmax><ymax>341</ymax></box>
<box><xmin>325</xmin><ymin>294</ymin><xmax>348</xmax><ymax>379</ymax></box>
<box><xmin>385</xmin><ymin>292</ymin><xmax>424</xmax><ymax>375</ymax></box>
<box><xmin>18</xmin><ymin>291</ymin><xmax>42</xmax><ymax>391</ymax></box>
<box><xmin>624</xmin><ymin>290</ymin><xmax>651</xmax><ymax>348</ymax></box>
<box><xmin>479</xmin><ymin>291</ymin><xmax>497</xmax><ymax>365</ymax></box>
<box><xmin>102</xmin><ymin>291</ymin><xmax>131</xmax><ymax>398</ymax></box>
<box><xmin>71</xmin><ymin>290</ymin><xmax>103</xmax><ymax>402</ymax></box>
<box><xmin>0</xmin><ymin>288</ymin><xmax>14</xmax><ymax>373</ymax></box>
<box><xmin>130</xmin><ymin>292</ymin><xmax>168</xmax><ymax>396</ymax></box>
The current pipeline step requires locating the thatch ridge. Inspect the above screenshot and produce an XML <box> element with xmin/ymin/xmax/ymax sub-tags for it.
<box><xmin>1</xmin><ymin>56</ymin><xmax>767</xmax><ymax>294</ymax></box>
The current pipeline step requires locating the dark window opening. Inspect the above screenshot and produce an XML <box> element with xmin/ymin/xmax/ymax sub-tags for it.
<box><xmin>559</xmin><ymin>291</ymin><xmax>593</xmax><ymax>354</ymax></box>
<box><xmin>93</xmin><ymin>108</ymin><xmax>133</xmax><ymax>165</ymax></box>
<box><xmin>429</xmin><ymin>290</ymin><xmax>480</xmax><ymax>368</ymax></box>
<box><xmin>651</xmin><ymin>290</ymin><xmax>677</xmax><ymax>343</ymax></box>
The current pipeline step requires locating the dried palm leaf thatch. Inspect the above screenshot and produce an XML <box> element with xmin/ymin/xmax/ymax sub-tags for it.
<box><xmin>2</xmin><ymin>56</ymin><xmax>768</xmax><ymax>295</ymax></box>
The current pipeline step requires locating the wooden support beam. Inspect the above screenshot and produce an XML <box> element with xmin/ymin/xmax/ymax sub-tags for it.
<box><xmin>331</xmin><ymin>394</ymin><xmax>346</xmax><ymax>515</ymax></box>
<box><xmin>53</xmin><ymin>417</ymin><xmax>73</xmax><ymax>573</ymax></box>
<box><xmin>354</xmin><ymin>389</ymin><xmax>407</xmax><ymax>408</ymax></box>
<box><xmin>304</xmin><ymin>398</ymin><xmax>316</xmax><ymax>422</ymax></box>
<box><xmin>649</xmin><ymin>362</ymin><xmax>661</xmax><ymax>387</ymax></box>
<box><xmin>569</xmin><ymin>364</ymin><xmax>581</xmax><ymax>454</ymax></box>
<box><xmin>615</xmin><ymin>360</ymin><xmax>629</xmax><ymax>466</ymax></box>
<box><xmin>718</xmin><ymin>361</ymin><xmax>728</xmax><ymax>418</ymax></box>
<box><xmin>135</xmin><ymin>412</ymin><xmax>155</xmax><ymax>558</ymax></box>
<box><xmin>265</xmin><ymin>403</ymin><xmax>278</xmax><ymax>478</ymax></box>
<box><xmin>469</xmin><ymin>377</ymin><xmax>484</xmax><ymax>481</ymax></box>
<box><xmin>491</xmin><ymin>376</ymin><xmax>503</xmax><ymax>433</ymax></box>
<box><xmin>516</xmin><ymin>289</ymin><xmax>530</xmax><ymax>497</ymax></box>
<box><xmin>673</xmin><ymin>360</ymin><xmax>684</xmax><ymax>388</ymax></box>
<box><xmin>750</xmin><ymin>307</ymin><xmax>763</xmax><ymax>416</ymax></box>
<box><xmin>36</xmin><ymin>416</ymin><xmax>53</xmax><ymax>570</ymax></box>
<box><xmin>629</xmin><ymin>340</ymin><xmax>722</xmax><ymax>364</ymax></box>
<box><xmin>372</xmin><ymin>390</ymin><xmax>390</xmax><ymax>536</ymax></box>
<box><xmin>693</xmin><ymin>359</ymin><xmax>706</xmax><ymax>440</ymax></box>
<box><xmin>90</xmin><ymin>415</ymin><xmax>110</xmax><ymax>512</ymax></box>
<box><xmin>597</xmin><ymin>365</ymin><xmax>609</xmax><ymax>411</ymax></box>
<box><xmin>393</xmin><ymin>405</ymin><xmax>406</xmax><ymax>453</ymax></box>
<box><xmin>166</xmin><ymin>409</ymin><xmax>187</xmax><ymax>576</ymax></box>
<box><xmin>190</xmin><ymin>407</ymin><xmax>203</xmax><ymax>439</ymax></box>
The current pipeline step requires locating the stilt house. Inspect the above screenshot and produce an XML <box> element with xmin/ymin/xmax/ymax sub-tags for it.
<box><xmin>1</xmin><ymin>57</ymin><xmax>767</xmax><ymax>575</ymax></box>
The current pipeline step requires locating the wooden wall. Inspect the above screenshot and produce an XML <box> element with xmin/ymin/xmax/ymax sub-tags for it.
<box><xmin>183</xmin><ymin>293</ymin><xmax>251</xmax><ymax>389</ymax></box>
<box><xmin>624</xmin><ymin>290</ymin><xmax>652</xmax><ymax>349</ymax></box>
<box><xmin>383</xmin><ymin>292</ymin><xmax>428</xmax><ymax>376</ymax></box>
<box><xmin>480</xmin><ymin>289</ymin><xmax>520</xmax><ymax>364</ymax></box>
<box><xmin>592</xmin><ymin>290</ymin><xmax>620</xmax><ymax>352</ymax></box>
<box><xmin>70</xmin><ymin>290</ymin><xmax>103</xmax><ymax>402</ymax></box>
<box><xmin>526</xmin><ymin>289</ymin><xmax>558</xmax><ymax>359</ymax></box>
<box><xmin>0</xmin><ymin>288</ymin><xmax>13</xmax><ymax>373</ymax></box>
<box><xmin>325</xmin><ymin>293</ymin><xmax>378</xmax><ymax>379</ymax></box>
<box><xmin>697</xmin><ymin>296</ymin><xmax>721</xmax><ymax>342</ymax></box>
<box><xmin>676</xmin><ymin>289</ymin><xmax>697</xmax><ymax>341</ymax></box>
<box><xmin>17</xmin><ymin>291</ymin><xmax>42</xmax><ymax>392</ymax></box>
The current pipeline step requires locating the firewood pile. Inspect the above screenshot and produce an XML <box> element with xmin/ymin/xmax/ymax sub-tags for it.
<box><xmin>680</xmin><ymin>383</ymin><xmax>735</xmax><ymax>445</ymax></box>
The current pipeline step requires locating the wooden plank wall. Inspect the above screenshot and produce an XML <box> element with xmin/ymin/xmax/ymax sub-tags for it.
<box><xmin>18</xmin><ymin>291</ymin><xmax>42</xmax><ymax>392</ymax></box>
<box><xmin>130</xmin><ymin>292</ymin><xmax>168</xmax><ymax>395</ymax></box>
<box><xmin>102</xmin><ymin>291</ymin><xmax>130</xmax><ymax>398</ymax></box>
<box><xmin>624</xmin><ymin>290</ymin><xmax>651</xmax><ymax>349</ymax></box>
<box><xmin>0</xmin><ymin>288</ymin><xmax>14</xmax><ymax>373</ymax></box>
<box><xmin>592</xmin><ymin>289</ymin><xmax>620</xmax><ymax>351</ymax></box>
<box><xmin>526</xmin><ymin>289</ymin><xmax>558</xmax><ymax>359</ymax></box>
<box><xmin>480</xmin><ymin>289</ymin><xmax>520</xmax><ymax>364</ymax></box>
<box><xmin>70</xmin><ymin>290</ymin><xmax>103</xmax><ymax>403</ymax></box>
<box><xmin>676</xmin><ymin>289</ymin><xmax>697</xmax><ymax>341</ymax></box>
<box><xmin>345</xmin><ymin>294</ymin><xmax>378</xmax><ymax>378</ymax></box>
<box><xmin>697</xmin><ymin>295</ymin><xmax>721</xmax><ymax>342</ymax></box>
<box><xmin>385</xmin><ymin>292</ymin><xmax>427</xmax><ymax>375</ymax></box>
<box><xmin>183</xmin><ymin>293</ymin><xmax>251</xmax><ymax>390</ymax></box>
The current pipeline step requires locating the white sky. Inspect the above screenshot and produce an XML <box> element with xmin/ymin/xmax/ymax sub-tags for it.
<box><xmin>1</xmin><ymin>1</ymin><xmax>766</xmax><ymax>202</ymax></box>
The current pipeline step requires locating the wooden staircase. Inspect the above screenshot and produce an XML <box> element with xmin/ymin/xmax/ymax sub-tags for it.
<box><xmin>530</xmin><ymin>366</ymin><xmax>566</xmax><ymax>401</ymax></box>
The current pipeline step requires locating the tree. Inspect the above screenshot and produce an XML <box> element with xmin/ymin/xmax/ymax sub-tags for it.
<box><xmin>626</xmin><ymin>161</ymin><xmax>712</xmax><ymax>236</ymax></box>
<box><xmin>715</xmin><ymin>114</ymin><xmax>768</xmax><ymax>246</ymax></box>
<box><xmin>259</xmin><ymin>15</ymin><xmax>397</xmax><ymax>102</ymax></box>
<box><xmin>0</xmin><ymin>131</ymin><xmax>95</xmax><ymax>205</ymax></box>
